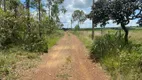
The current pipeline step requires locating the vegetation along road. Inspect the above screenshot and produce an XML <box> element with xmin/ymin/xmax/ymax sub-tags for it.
<box><xmin>22</xmin><ymin>32</ymin><xmax>109</xmax><ymax>80</ymax></box>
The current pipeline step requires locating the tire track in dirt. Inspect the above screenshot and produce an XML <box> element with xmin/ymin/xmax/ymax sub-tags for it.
<box><xmin>21</xmin><ymin>32</ymin><xmax>109</xmax><ymax>80</ymax></box>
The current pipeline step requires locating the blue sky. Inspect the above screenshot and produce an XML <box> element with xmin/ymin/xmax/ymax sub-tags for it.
<box><xmin>20</xmin><ymin>0</ymin><xmax>24</xmax><ymax>4</ymax></box>
<box><xmin>20</xmin><ymin>0</ymin><xmax>139</xmax><ymax>28</ymax></box>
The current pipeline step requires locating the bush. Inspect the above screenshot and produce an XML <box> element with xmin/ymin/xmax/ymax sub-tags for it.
<box><xmin>74</xmin><ymin>24</ymin><xmax>80</xmax><ymax>31</ymax></box>
<box><xmin>0</xmin><ymin>9</ymin><xmax>27</xmax><ymax>48</ymax></box>
<box><xmin>90</xmin><ymin>34</ymin><xmax>125</xmax><ymax>61</ymax></box>
<box><xmin>90</xmin><ymin>33</ymin><xmax>142</xmax><ymax>80</ymax></box>
<box><xmin>23</xmin><ymin>33</ymin><xmax>48</xmax><ymax>52</ymax></box>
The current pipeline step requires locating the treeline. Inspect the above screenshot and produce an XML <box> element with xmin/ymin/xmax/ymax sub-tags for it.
<box><xmin>0</xmin><ymin>0</ymin><xmax>65</xmax><ymax>52</ymax></box>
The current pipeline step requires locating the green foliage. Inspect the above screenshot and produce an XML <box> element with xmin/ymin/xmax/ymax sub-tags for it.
<box><xmin>0</xmin><ymin>8</ymin><xmax>60</xmax><ymax>52</ymax></box>
<box><xmin>0</xmin><ymin>0</ymin><xmax>65</xmax><ymax>79</ymax></box>
<box><xmin>88</xmin><ymin>0</ymin><xmax>142</xmax><ymax>42</ymax></box>
<box><xmin>74</xmin><ymin>24</ymin><xmax>80</xmax><ymax>31</ymax></box>
<box><xmin>23</xmin><ymin>34</ymin><xmax>48</xmax><ymax>52</ymax></box>
<box><xmin>90</xmin><ymin>33</ymin><xmax>142</xmax><ymax>80</ymax></box>
<box><xmin>72</xmin><ymin>31</ymin><xmax>92</xmax><ymax>49</ymax></box>
<box><xmin>0</xmin><ymin>9</ymin><xmax>25</xmax><ymax>49</ymax></box>
<box><xmin>47</xmin><ymin>31</ymin><xmax>63</xmax><ymax>49</ymax></box>
<box><xmin>72</xmin><ymin>10</ymin><xmax>86</xmax><ymax>24</ymax></box>
<box><xmin>90</xmin><ymin>34</ymin><xmax>125</xmax><ymax>61</ymax></box>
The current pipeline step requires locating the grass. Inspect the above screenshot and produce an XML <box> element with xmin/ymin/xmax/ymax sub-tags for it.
<box><xmin>0</xmin><ymin>30</ymin><xmax>64</xmax><ymax>80</ymax></box>
<box><xmin>0</xmin><ymin>47</ymin><xmax>40</xmax><ymax>80</ymax></box>
<box><xmin>72</xmin><ymin>31</ymin><xmax>93</xmax><ymax>49</ymax></box>
<box><xmin>129</xmin><ymin>30</ymin><xmax>142</xmax><ymax>43</ymax></box>
<box><xmin>48</xmin><ymin>31</ymin><xmax>63</xmax><ymax>49</ymax></box>
<box><xmin>73</xmin><ymin>29</ymin><xmax>142</xmax><ymax>80</ymax></box>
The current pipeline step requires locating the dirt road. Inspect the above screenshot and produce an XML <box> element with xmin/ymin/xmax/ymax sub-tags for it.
<box><xmin>22</xmin><ymin>32</ymin><xmax>109</xmax><ymax>80</ymax></box>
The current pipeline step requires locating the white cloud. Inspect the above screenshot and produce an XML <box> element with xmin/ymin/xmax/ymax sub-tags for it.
<box><xmin>59</xmin><ymin>0</ymin><xmax>138</xmax><ymax>28</ymax></box>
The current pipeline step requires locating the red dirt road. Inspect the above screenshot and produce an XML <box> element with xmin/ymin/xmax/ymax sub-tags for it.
<box><xmin>22</xmin><ymin>32</ymin><xmax>109</xmax><ymax>80</ymax></box>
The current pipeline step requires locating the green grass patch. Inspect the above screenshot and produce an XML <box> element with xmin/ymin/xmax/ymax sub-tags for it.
<box><xmin>72</xmin><ymin>31</ymin><xmax>93</xmax><ymax>49</ymax></box>
<box><xmin>48</xmin><ymin>30</ymin><xmax>64</xmax><ymax>49</ymax></box>
<box><xmin>0</xmin><ymin>47</ymin><xmax>40</xmax><ymax>80</ymax></box>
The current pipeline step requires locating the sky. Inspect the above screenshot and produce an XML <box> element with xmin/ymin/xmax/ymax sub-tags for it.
<box><xmin>20</xmin><ymin>0</ymin><xmax>139</xmax><ymax>28</ymax></box>
<box><xmin>59</xmin><ymin>0</ymin><xmax>139</xmax><ymax>28</ymax></box>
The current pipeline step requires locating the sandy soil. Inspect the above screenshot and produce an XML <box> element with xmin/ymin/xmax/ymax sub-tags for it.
<box><xmin>21</xmin><ymin>32</ymin><xmax>109</xmax><ymax>80</ymax></box>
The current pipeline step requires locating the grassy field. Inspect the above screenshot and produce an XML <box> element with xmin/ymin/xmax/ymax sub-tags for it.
<box><xmin>0</xmin><ymin>30</ymin><xmax>64</xmax><ymax>80</ymax></box>
<box><xmin>73</xmin><ymin>29</ymin><xmax>142</xmax><ymax>80</ymax></box>
<box><xmin>75</xmin><ymin>29</ymin><xmax>142</xmax><ymax>43</ymax></box>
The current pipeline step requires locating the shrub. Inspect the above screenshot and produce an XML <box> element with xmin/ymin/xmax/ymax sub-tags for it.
<box><xmin>90</xmin><ymin>34</ymin><xmax>125</xmax><ymax>61</ymax></box>
<box><xmin>23</xmin><ymin>33</ymin><xmax>48</xmax><ymax>52</ymax></box>
<box><xmin>74</xmin><ymin>24</ymin><xmax>80</xmax><ymax>31</ymax></box>
<box><xmin>90</xmin><ymin>33</ymin><xmax>142</xmax><ymax>80</ymax></box>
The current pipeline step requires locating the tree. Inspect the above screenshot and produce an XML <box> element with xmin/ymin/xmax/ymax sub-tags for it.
<box><xmin>72</xmin><ymin>10</ymin><xmax>86</xmax><ymax>27</ymax></box>
<box><xmin>0</xmin><ymin>0</ymin><xmax>2</xmax><ymax>8</ymax></box>
<box><xmin>61</xmin><ymin>6</ymin><xmax>67</xmax><ymax>14</ymax></box>
<box><xmin>0</xmin><ymin>0</ymin><xmax>65</xmax><ymax>52</ymax></box>
<box><xmin>38</xmin><ymin>0</ymin><xmax>41</xmax><ymax>37</ymax></box>
<box><xmin>3</xmin><ymin>0</ymin><xmax>6</xmax><ymax>12</ymax></box>
<box><xmin>47</xmin><ymin>0</ymin><xmax>65</xmax><ymax>20</ymax></box>
<box><xmin>47</xmin><ymin>0</ymin><xmax>53</xmax><ymax>19</ymax></box>
<box><xmin>89</xmin><ymin>0</ymin><xmax>141</xmax><ymax>43</ymax></box>
<box><xmin>51</xmin><ymin>3</ymin><xmax>59</xmax><ymax>21</ymax></box>
<box><xmin>25</xmin><ymin>0</ymin><xmax>31</xmax><ymax>33</ymax></box>
<box><xmin>31</xmin><ymin>0</ymin><xmax>43</xmax><ymax>37</ymax></box>
<box><xmin>88</xmin><ymin>0</ymin><xmax>109</xmax><ymax>40</ymax></box>
<box><xmin>108</xmin><ymin>0</ymin><xmax>141</xmax><ymax>43</ymax></box>
<box><xmin>71</xmin><ymin>19</ymin><xmax>73</xmax><ymax>29</ymax></box>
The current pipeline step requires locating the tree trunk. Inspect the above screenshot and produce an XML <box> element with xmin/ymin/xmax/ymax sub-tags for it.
<box><xmin>101</xmin><ymin>27</ymin><xmax>103</xmax><ymax>35</ymax></box>
<box><xmin>118</xmin><ymin>29</ymin><xmax>121</xmax><ymax>39</ymax></box>
<box><xmin>121</xmin><ymin>23</ymin><xmax>129</xmax><ymax>43</ymax></box>
<box><xmin>26</xmin><ymin>0</ymin><xmax>30</xmax><ymax>33</ymax></box>
<box><xmin>3</xmin><ymin>0</ymin><xmax>6</xmax><ymax>12</ymax></box>
<box><xmin>38</xmin><ymin>0</ymin><xmax>41</xmax><ymax>37</ymax></box>
<box><xmin>14</xmin><ymin>6</ymin><xmax>17</xmax><ymax>18</ymax></box>
<box><xmin>0</xmin><ymin>0</ymin><xmax>2</xmax><ymax>8</ymax></box>
<box><xmin>92</xmin><ymin>21</ymin><xmax>94</xmax><ymax>40</ymax></box>
<box><xmin>71</xmin><ymin>19</ymin><xmax>72</xmax><ymax>30</ymax></box>
<box><xmin>49</xmin><ymin>5</ymin><xmax>51</xmax><ymax>19</ymax></box>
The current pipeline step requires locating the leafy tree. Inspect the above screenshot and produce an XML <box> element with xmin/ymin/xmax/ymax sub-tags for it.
<box><xmin>31</xmin><ymin>0</ymin><xmax>44</xmax><ymax>37</ymax></box>
<box><xmin>0</xmin><ymin>0</ymin><xmax>65</xmax><ymax>52</ymax></box>
<box><xmin>108</xmin><ymin>0</ymin><xmax>141</xmax><ymax>43</ymax></box>
<box><xmin>89</xmin><ymin>0</ymin><xmax>142</xmax><ymax>43</ymax></box>
<box><xmin>88</xmin><ymin>0</ymin><xmax>109</xmax><ymax>40</ymax></box>
<box><xmin>8</xmin><ymin>0</ymin><xmax>20</xmax><ymax>17</ymax></box>
<box><xmin>61</xmin><ymin>6</ymin><xmax>67</xmax><ymax>14</ymax></box>
<box><xmin>51</xmin><ymin>0</ymin><xmax>66</xmax><ymax>21</ymax></box>
<box><xmin>51</xmin><ymin>3</ymin><xmax>59</xmax><ymax>21</ymax></box>
<box><xmin>46</xmin><ymin>0</ymin><xmax>53</xmax><ymax>19</ymax></box>
<box><xmin>72</xmin><ymin>10</ymin><xmax>86</xmax><ymax>26</ymax></box>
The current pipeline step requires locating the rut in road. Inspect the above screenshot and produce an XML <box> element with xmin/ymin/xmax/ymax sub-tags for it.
<box><xmin>22</xmin><ymin>32</ymin><xmax>109</xmax><ymax>80</ymax></box>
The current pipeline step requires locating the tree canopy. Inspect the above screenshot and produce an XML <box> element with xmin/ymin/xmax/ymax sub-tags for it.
<box><xmin>87</xmin><ymin>0</ymin><xmax>142</xmax><ymax>43</ymax></box>
<box><xmin>72</xmin><ymin>10</ymin><xmax>86</xmax><ymax>25</ymax></box>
